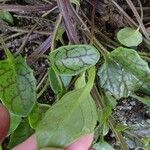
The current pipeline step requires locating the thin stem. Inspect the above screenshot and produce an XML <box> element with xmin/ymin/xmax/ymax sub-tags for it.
<box><xmin>37</xmin><ymin>80</ymin><xmax>49</xmax><ymax>99</ymax></box>
<box><xmin>51</xmin><ymin>14</ymin><xmax>62</xmax><ymax>51</ymax></box>
<box><xmin>126</xmin><ymin>0</ymin><xmax>150</xmax><ymax>40</ymax></box>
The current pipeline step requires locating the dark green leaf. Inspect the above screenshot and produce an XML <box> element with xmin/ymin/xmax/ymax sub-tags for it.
<box><xmin>49</xmin><ymin>45</ymin><xmax>100</xmax><ymax>76</ymax></box>
<box><xmin>36</xmin><ymin>67</ymin><xmax>98</xmax><ymax>148</ymax></box>
<box><xmin>0</xmin><ymin>55</ymin><xmax>36</xmax><ymax>116</ymax></box>
<box><xmin>98</xmin><ymin>47</ymin><xmax>150</xmax><ymax>98</ymax></box>
<box><xmin>28</xmin><ymin>103</ymin><xmax>50</xmax><ymax>129</ymax></box>
<box><xmin>0</xmin><ymin>10</ymin><xmax>14</xmax><ymax>24</ymax></box>
<box><xmin>8</xmin><ymin>113</ymin><xmax>21</xmax><ymax>135</ymax></box>
<box><xmin>117</xmin><ymin>27</ymin><xmax>142</xmax><ymax>47</ymax></box>
<box><xmin>8</xmin><ymin>119</ymin><xmax>34</xmax><ymax>149</ymax></box>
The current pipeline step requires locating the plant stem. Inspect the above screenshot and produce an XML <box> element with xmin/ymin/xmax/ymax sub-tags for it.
<box><xmin>92</xmin><ymin>85</ymin><xmax>128</xmax><ymax>150</ymax></box>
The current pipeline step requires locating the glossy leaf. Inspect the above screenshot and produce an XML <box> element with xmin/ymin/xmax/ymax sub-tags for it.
<box><xmin>28</xmin><ymin>103</ymin><xmax>50</xmax><ymax>129</ymax></box>
<box><xmin>8</xmin><ymin>113</ymin><xmax>21</xmax><ymax>135</ymax></box>
<box><xmin>117</xmin><ymin>27</ymin><xmax>142</xmax><ymax>47</ymax></box>
<box><xmin>49</xmin><ymin>45</ymin><xmax>100</xmax><ymax>76</ymax></box>
<box><xmin>0</xmin><ymin>55</ymin><xmax>36</xmax><ymax>116</ymax></box>
<box><xmin>0</xmin><ymin>10</ymin><xmax>14</xmax><ymax>24</ymax></box>
<box><xmin>36</xmin><ymin>67</ymin><xmax>98</xmax><ymax>148</ymax></box>
<box><xmin>8</xmin><ymin>119</ymin><xmax>34</xmax><ymax>149</ymax></box>
<box><xmin>98</xmin><ymin>47</ymin><xmax>150</xmax><ymax>98</ymax></box>
<box><xmin>93</xmin><ymin>141</ymin><xmax>114</xmax><ymax>150</ymax></box>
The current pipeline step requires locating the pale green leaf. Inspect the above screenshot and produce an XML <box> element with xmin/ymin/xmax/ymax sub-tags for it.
<box><xmin>0</xmin><ymin>55</ymin><xmax>36</xmax><ymax>116</ymax></box>
<box><xmin>93</xmin><ymin>141</ymin><xmax>114</xmax><ymax>150</ymax></box>
<box><xmin>70</xmin><ymin>0</ymin><xmax>80</xmax><ymax>6</ymax></box>
<box><xmin>117</xmin><ymin>27</ymin><xmax>142</xmax><ymax>47</ymax></box>
<box><xmin>0</xmin><ymin>10</ymin><xmax>14</xmax><ymax>24</ymax></box>
<box><xmin>98</xmin><ymin>47</ymin><xmax>150</xmax><ymax>98</ymax></box>
<box><xmin>60</xmin><ymin>75</ymin><xmax>72</xmax><ymax>87</ymax></box>
<box><xmin>36</xmin><ymin>67</ymin><xmax>98</xmax><ymax>148</ymax></box>
<box><xmin>49</xmin><ymin>45</ymin><xmax>100</xmax><ymax>76</ymax></box>
<box><xmin>75</xmin><ymin>73</ymin><xmax>86</xmax><ymax>89</ymax></box>
<box><xmin>28</xmin><ymin>103</ymin><xmax>50</xmax><ymax>129</ymax></box>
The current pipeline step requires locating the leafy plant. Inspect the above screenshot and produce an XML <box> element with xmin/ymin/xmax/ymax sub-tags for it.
<box><xmin>0</xmin><ymin>24</ymin><xmax>149</xmax><ymax>150</ymax></box>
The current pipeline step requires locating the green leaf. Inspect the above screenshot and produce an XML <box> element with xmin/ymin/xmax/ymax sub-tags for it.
<box><xmin>36</xmin><ymin>67</ymin><xmax>98</xmax><ymax>148</ymax></box>
<box><xmin>8</xmin><ymin>119</ymin><xmax>34</xmax><ymax>149</ymax></box>
<box><xmin>0</xmin><ymin>55</ymin><xmax>36</xmax><ymax>116</ymax></box>
<box><xmin>70</xmin><ymin>0</ymin><xmax>80</xmax><ymax>6</ymax></box>
<box><xmin>98</xmin><ymin>47</ymin><xmax>150</xmax><ymax>98</ymax></box>
<box><xmin>8</xmin><ymin>113</ymin><xmax>21</xmax><ymax>135</ymax></box>
<box><xmin>49</xmin><ymin>45</ymin><xmax>100</xmax><ymax>76</ymax></box>
<box><xmin>28</xmin><ymin>103</ymin><xmax>50</xmax><ymax>129</ymax></box>
<box><xmin>48</xmin><ymin>68</ymin><xmax>63</xmax><ymax>94</ymax></box>
<box><xmin>0</xmin><ymin>10</ymin><xmax>14</xmax><ymax>24</ymax></box>
<box><xmin>117</xmin><ymin>27</ymin><xmax>142</xmax><ymax>47</ymax></box>
<box><xmin>93</xmin><ymin>141</ymin><xmax>114</xmax><ymax>150</ymax></box>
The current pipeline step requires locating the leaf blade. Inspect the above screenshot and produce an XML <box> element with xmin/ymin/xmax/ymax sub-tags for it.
<box><xmin>49</xmin><ymin>45</ymin><xmax>100</xmax><ymax>76</ymax></box>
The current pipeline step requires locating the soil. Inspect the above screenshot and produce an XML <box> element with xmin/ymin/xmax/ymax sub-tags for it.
<box><xmin>0</xmin><ymin>0</ymin><xmax>150</xmax><ymax>149</ymax></box>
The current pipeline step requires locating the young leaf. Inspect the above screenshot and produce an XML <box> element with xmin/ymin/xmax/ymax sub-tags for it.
<box><xmin>48</xmin><ymin>68</ymin><xmax>63</xmax><ymax>94</ymax></box>
<box><xmin>28</xmin><ymin>103</ymin><xmax>50</xmax><ymax>129</ymax></box>
<box><xmin>0</xmin><ymin>10</ymin><xmax>14</xmax><ymax>24</ymax></box>
<box><xmin>117</xmin><ymin>27</ymin><xmax>142</xmax><ymax>47</ymax></box>
<box><xmin>8</xmin><ymin>113</ymin><xmax>21</xmax><ymax>135</ymax></box>
<box><xmin>0</xmin><ymin>55</ymin><xmax>36</xmax><ymax>116</ymax></box>
<box><xmin>49</xmin><ymin>45</ymin><xmax>100</xmax><ymax>76</ymax></box>
<box><xmin>36</xmin><ymin>67</ymin><xmax>98</xmax><ymax>148</ymax></box>
<box><xmin>93</xmin><ymin>141</ymin><xmax>114</xmax><ymax>150</ymax></box>
<box><xmin>8</xmin><ymin>119</ymin><xmax>34</xmax><ymax>149</ymax></box>
<box><xmin>75</xmin><ymin>73</ymin><xmax>86</xmax><ymax>89</ymax></box>
<box><xmin>98</xmin><ymin>47</ymin><xmax>150</xmax><ymax>98</ymax></box>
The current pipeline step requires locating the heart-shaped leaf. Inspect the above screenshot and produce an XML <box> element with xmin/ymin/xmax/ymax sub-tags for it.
<box><xmin>49</xmin><ymin>45</ymin><xmax>100</xmax><ymax>76</ymax></box>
